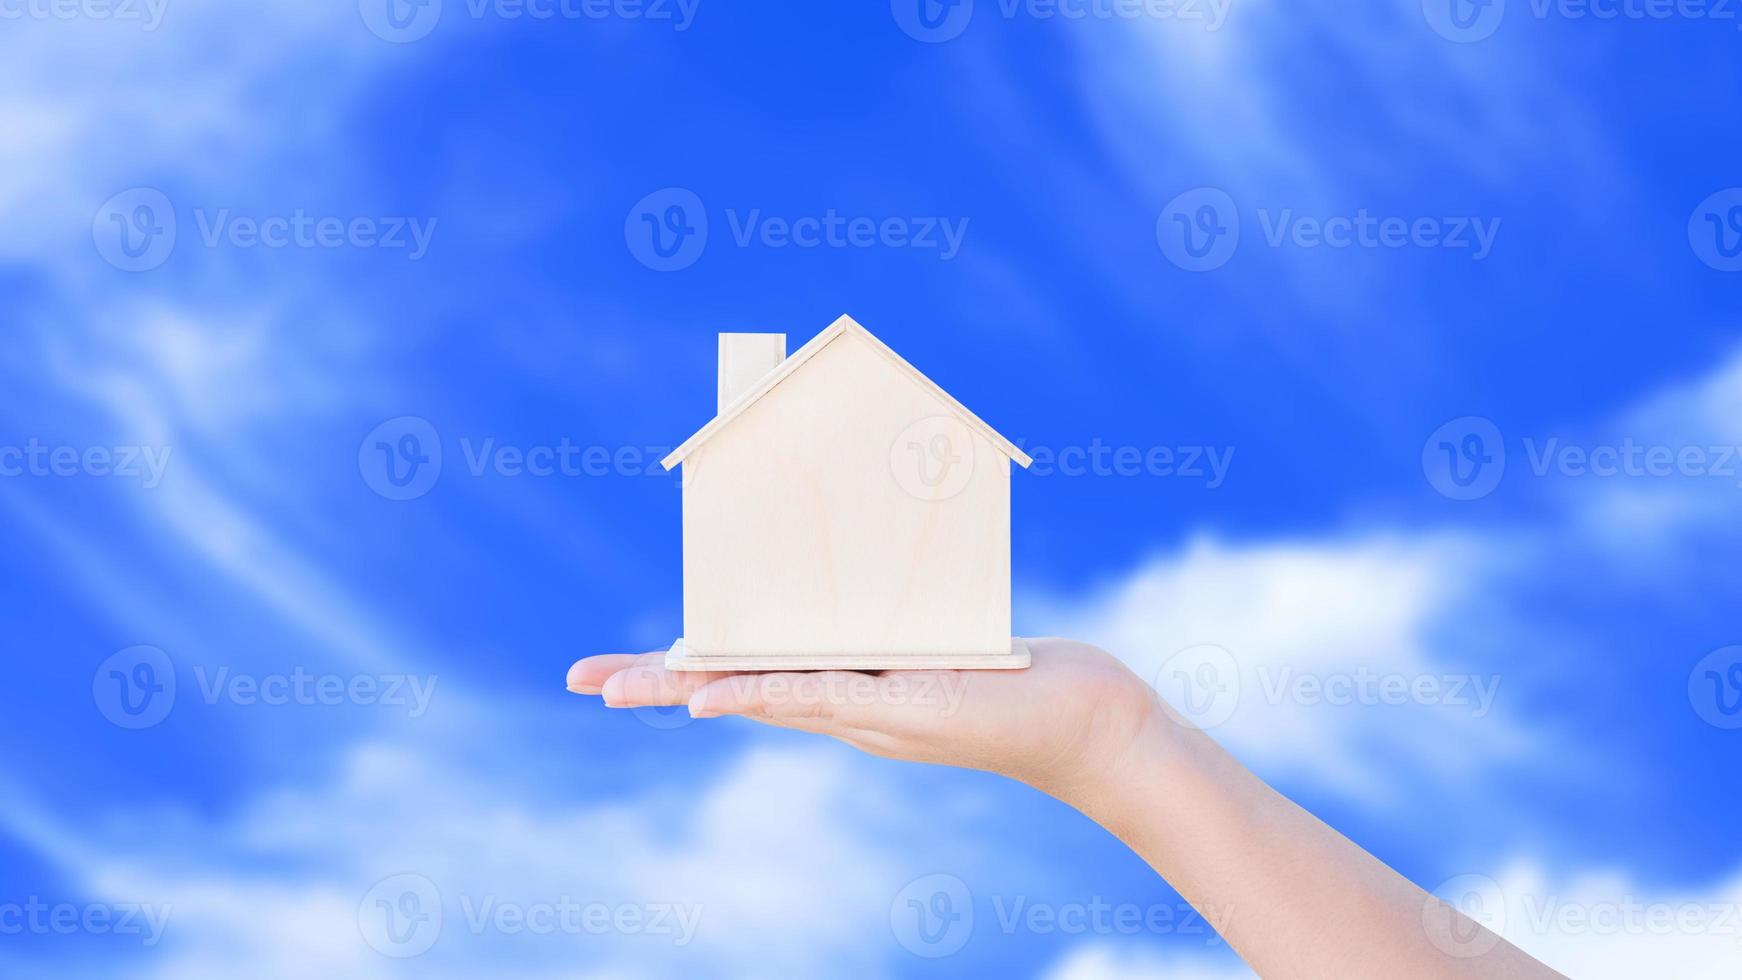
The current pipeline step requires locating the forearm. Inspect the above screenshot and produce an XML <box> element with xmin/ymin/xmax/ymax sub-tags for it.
<box><xmin>1055</xmin><ymin>705</ymin><xmax>1559</xmax><ymax>979</ymax></box>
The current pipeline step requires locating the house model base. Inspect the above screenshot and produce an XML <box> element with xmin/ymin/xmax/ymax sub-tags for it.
<box><xmin>659</xmin><ymin>315</ymin><xmax>1035</xmax><ymax>673</ymax></box>
<box><xmin>665</xmin><ymin>637</ymin><xmax>1032</xmax><ymax>672</ymax></box>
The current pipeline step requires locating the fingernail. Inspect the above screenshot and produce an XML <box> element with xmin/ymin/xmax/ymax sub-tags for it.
<box><xmin>566</xmin><ymin>683</ymin><xmax>601</xmax><ymax>695</ymax></box>
<box><xmin>687</xmin><ymin>690</ymin><xmax>718</xmax><ymax>719</ymax></box>
<box><xmin>601</xmin><ymin>672</ymin><xmax>628</xmax><ymax>707</ymax></box>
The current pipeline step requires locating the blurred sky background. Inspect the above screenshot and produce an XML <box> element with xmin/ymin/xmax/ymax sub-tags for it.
<box><xmin>3</xmin><ymin>0</ymin><xmax>1742</xmax><ymax>976</ymax></box>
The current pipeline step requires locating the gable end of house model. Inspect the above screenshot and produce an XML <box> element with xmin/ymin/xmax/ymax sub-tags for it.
<box><xmin>661</xmin><ymin>314</ymin><xmax>1034</xmax><ymax>672</ymax></box>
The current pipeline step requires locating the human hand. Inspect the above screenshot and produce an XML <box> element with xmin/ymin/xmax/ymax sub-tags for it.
<box><xmin>565</xmin><ymin>638</ymin><xmax>1164</xmax><ymax>804</ymax></box>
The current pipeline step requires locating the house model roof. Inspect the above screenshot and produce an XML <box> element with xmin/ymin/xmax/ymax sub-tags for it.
<box><xmin>661</xmin><ymin>314</ymin><xmax>1034</xmax><ymax>471</ymax></box>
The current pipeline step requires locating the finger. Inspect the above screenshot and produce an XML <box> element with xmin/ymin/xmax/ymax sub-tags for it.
<box><xmin>687</xmin><ymin>671</ymin><xmax>894</xmax><ymax>734</ymax></box>
<box><xmin>566</xmin><ymin>652</ymin><xmax>660</xmax><ymax>694</ymax></box>
<box><xmin>601</xmin><ymin>658</ymin><xmax>737</xmax><ymax>708</ymax></box>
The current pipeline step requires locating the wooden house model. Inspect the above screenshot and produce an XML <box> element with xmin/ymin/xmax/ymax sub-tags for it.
<box><xmin>660</xmin><ymin>315</ymin><xmax>1033</xmax><ymax>671</ymax></box>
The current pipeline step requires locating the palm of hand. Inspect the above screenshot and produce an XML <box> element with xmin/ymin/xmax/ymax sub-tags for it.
<box><xmin>566</xmin><ymin>638</ymin><xmax>1160</xmax><ymax>796</ymax></box>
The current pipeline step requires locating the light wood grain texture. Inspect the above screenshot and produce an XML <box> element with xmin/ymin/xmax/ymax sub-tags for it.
<box><xmin>716</xmin><ymin>333</ymin><xmax>786</xmax><ymax>413</ymax></box>
<box><xmin>663</xmin><ymin>314</ymin><xmax>1033</xmax><ymax>471</ymax></box>
<box><xmin>665</xmin><ymin>315</ymin><xmax>1030</xmax><ymax>672</ymax></box>
<box><xmin>665</xmin><ymin>637</ymin><xmax>1031</xmax><ymax>671</ymax></box>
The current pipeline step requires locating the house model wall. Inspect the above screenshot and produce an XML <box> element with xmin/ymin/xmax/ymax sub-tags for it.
<box><xmin>661</xmin><ymin>315</ymin><xmax>1033</xmax><ymax>671</ymax></box>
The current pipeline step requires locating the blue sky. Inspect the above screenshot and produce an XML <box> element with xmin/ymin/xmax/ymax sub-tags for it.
<box><xmin>2</xmin><ymin>1</ymin><xmax>1741</xmax><ymax>976</ymax></box>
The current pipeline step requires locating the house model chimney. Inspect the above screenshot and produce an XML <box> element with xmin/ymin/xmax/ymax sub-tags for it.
<box><xmin>717</xmin><ymin>333</ymin><xmax>786</xmax><ymax>412</ymax></box>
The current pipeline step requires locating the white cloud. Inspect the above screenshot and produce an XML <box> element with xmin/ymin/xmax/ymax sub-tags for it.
<box><xmin>0</xmin><ymin>739</ymin><xmax>919</xmax><ymax>980</ymax></box>
<box><xmin>0</xmin><ymin>0</ymin><xmax>396</xmax><ymax>263</ymax></box>
<box><xmin>1034</xmin><ymin>530</ymin><xmax>1535</xmax><ymax>803</ymax></box>
<box><xmin>1462</xmin><ymin>860</ymin><xmax>1742</xmax><ymax>979</ymax></box>
<box><xmin>1043</xmin><ymin>859</ymin><xmax>1742</xmax><ymax>980</ymax></box>
<box><xmin>1043</xmin><ymin>942</ymin><xmax>1255</xmax><ymax>980</ymax></box>
<box><xmin>1033</xmin><ymin>345</ymin><xmax>1742</xmax><ymax>807</ymax></box>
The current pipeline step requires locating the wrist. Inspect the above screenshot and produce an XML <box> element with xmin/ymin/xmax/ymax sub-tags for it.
<box><xmin>1042</xmin><ymin>690</ymin><xmax>1186</xmax><ymax>818</ymax></box>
